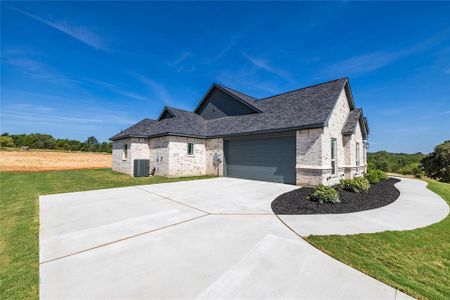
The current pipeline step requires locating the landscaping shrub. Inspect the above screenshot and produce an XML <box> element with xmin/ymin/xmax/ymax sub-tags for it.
<box><xmin>365</xmin><ymin>170</ymin><xmax>380</xmax><ymax>184</ymax></box>
<box><xmin>340</xmin><ymin>177</ymin><xmax>370</xmax><ymax>193</ymax></box>
<box><xmin>307</xmin><ymin>184</ymin><xmax>340</xmax><ymax>203</ymax></box>
<box><xmin>365</xmin><ymin>169</ymin><xmax>388</xmax><ymax>184</ymax></box>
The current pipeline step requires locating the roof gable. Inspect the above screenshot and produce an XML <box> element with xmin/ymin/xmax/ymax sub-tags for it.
<box><xmin>157</xmin><ymin>106</ymin><xmax>176</xmax><ymax>121</ymax></box>
<box><xmin>194</xmin><ymin>84</ymin><xmax>261</xmax><ymax>120</ymax></box>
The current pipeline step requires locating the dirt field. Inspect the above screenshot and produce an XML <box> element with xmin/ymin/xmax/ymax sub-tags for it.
<box><xmin>0</xmin><ymin>150</ymin><xmax>112</xmax><ymax>172</ymax></box>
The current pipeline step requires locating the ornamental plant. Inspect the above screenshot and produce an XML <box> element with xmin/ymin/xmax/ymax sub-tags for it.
<box><xmin>307</xmin><ymin>184</ymin><xmax>340</xmax><ymax>203</ymax></box>
<box><xmin>340</xmin><ymin>177</ymin><xmax>370</xmax><ymax>193</ymax></box>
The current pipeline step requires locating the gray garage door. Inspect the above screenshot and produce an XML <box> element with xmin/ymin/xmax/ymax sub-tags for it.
<box><xmin>224</xmin><ymin>135</ymin><xmax>296</xmax><ymax>184</ymax></box>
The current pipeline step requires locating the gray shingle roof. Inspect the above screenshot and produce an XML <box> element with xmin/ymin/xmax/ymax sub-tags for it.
<box><xmin>342</xmin><ymin>108</ymin><xmax>362</xmax><ymax>135</ymax></box>
<box><xmin>110</xmin><ymin>78</ymin><xmax>364</xmax><ymax>140</ymax></box>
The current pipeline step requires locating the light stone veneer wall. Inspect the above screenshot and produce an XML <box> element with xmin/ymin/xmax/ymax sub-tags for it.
<box><xmin>296</xmin><ymin>89</ymin><xmax>366</xmax><ymax>186</ymax></box>
<box><xmin>112</xmin><ymin>138</ymin><xmax>150</xmax><ymax>176</ymax></box>
<box><xmin>206</xmin><ymin>138</ymin><xmax>224</xmax><ymax>176</ymax></box>
<box><xmin>167</xmin><ymin>136</ymin><xmax>207</xmax><ymax>177</ymax></box>
<box><xmin>149</xmin><ymin>136</ymin><xmax>170</xmax><ymax>177</ymax></box>
<box><xmin>113</xmin><ymin>136</ymin><xmax>224</xmax><ymax>178</ymax></box>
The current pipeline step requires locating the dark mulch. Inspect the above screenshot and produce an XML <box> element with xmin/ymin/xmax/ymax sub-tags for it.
<box><xmin>272</xmin><ymin>178</ymin><xmax>401</xmax><ymax>215</ymax></box>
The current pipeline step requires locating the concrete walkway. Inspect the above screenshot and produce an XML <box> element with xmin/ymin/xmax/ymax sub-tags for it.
<box><xmin>279</xmin><ymin>177</ymin><xmax>449</xmax><ymax>236</ymax></box>
<box><xmin>38</xmin><ymin>177</ymin><xmax>444</xmax><ymax>299</ymax></box>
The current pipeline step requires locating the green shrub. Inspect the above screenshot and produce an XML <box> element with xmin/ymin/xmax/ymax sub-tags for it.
<box><xmin>412</xmin><ymin>165</ymin><xmax>424</xmax><ymax>178</ymax></box>
<box><xmin>365</xmin><ymin>170</ymin><xmax>380</xmax><ymax>184</ymax></box>
<box><xmin>0</xmin><ymin>136</ymin><xmax>16</xmax><ymax>148</ymax></box>
<box><xmin>340</xmin><ymin>177</ymin><xmax>370</xmax><ymax>193</ymax></box>
<box><xmin>365</xmin><ymin>169</ymin><xmax>388</xmax><ymax>184</ymax></box>
<box><xmin>307</xmin><ymin>184</ymin><xmax>340</xmax><ymax>203</ymax></box>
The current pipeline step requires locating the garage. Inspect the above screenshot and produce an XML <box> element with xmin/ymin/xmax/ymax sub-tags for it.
<box><xmin>224</xmin><ymin>134</ymin><xmax>296</xmax><ymax>184</ymax></box>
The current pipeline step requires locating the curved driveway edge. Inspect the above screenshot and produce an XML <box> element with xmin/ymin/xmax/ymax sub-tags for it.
<box><xmin>278</xmin><ymin>177</ymin><xmax>449</xmax><ymax>236</ymax></box>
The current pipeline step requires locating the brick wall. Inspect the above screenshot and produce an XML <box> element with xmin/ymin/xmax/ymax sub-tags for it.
<box><xmin>167</xmin><ymin>136</ymin><xmax>207</xmax><ymax>177</ymax></box>
<box><xmin>112</xmin><ymin>138</ymin><xmax>150</xmax><ymax>176</ymax></box>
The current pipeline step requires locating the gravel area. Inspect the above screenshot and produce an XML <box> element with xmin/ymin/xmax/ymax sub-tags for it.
<box><xmin>272</xmin><ymin>178</ymin><xmax>401</xmax><ymax>215</ymax></box>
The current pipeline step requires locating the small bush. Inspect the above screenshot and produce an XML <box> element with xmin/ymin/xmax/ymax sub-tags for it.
<box><xmin>340</xmin><ymin>177</ymin><xmax>370</xmax><ymax>193</ymax></box>
<box><xmin>365</xmin><ymin>170</ymin><xmax>380</xmax><ymax>184</ymax></box>
<box><xmin>365</xmin><ymin>169</ymin><xmax>388</xmax><ymax>184</ymax></box>
<box><xmin>412</xmin><ymin>166</ymin><xmax>424</xmax><ymax>178</ymax></box>
<box><xmin>307</xmin><ymin>184</ymin><xmax>340</xmax><ymax>203</ymax></box>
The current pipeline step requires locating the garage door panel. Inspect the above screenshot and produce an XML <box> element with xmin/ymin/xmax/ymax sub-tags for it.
<box><xmin>224</xmin><ymin>136</ymin><xmax>296</xmax><ymax>184</ymax></box>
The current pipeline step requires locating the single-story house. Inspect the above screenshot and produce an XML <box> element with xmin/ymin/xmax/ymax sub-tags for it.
<box><xmin>110</xmin><ymin>77</ymin><xmax>369</xmax><ymax>186</ymax></box>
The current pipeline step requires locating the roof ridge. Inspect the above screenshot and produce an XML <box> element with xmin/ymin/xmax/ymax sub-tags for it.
<box><xmin>257</xmin><ymin>77</ymin><xmax>348</xmax><ymax>101</ymax></box>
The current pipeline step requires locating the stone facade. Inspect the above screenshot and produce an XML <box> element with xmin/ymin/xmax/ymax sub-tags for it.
<box><xmin>149</xmin><ymin>136</ymin><xmax>170</xmax><ymax>177</ymax></box>
<box><xmin>206</xmin><ymin>138</ymin><xmax>224</xmax><ymax>176</ymax></box>
<box><xmin>112</xmin><ymin>137</ymin><xmax>150</xmax><ymax>176</ymax></box>
<box><xmin>295</xmin><ymin>89</ymin><xmax>366</xmax><ymax>186</ymax></box>
<box><xmin>112</xmin><ymin>89</ymin><xmax>366</xmax><ymax>185</ymax></box>
<box><xmin>113</xmin><ymin>136</ymin><xmax>224</xmax><ymax>178</ymax></box>
<box><xmin>167</xmin><ymin>136</ymin><xmax>206</xmax><ymax>177</ymax></box>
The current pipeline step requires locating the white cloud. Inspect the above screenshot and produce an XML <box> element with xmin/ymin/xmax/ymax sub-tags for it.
<box><xmin>243</xmin><ymin>53</ymin><xmax>294</xmax><ymax>83</ymax></box>
<box><xmin>131</xmin><ymin>73</ymin><xmax>171</xmax><ymax>104</ymax></box>
<box><xmin>322</xmin><ymin>29</ymin><xmax>450</xmax><ymax>76</ymax></box>
<box><xmin>7</xmin><ymin>4</ymin><xmax>108</xmax><ymax>51</ymax></box>
<box><xmin>81</xmin><ymin>78</ymin><xmax>149</xmax><ymax>102</ymax></box>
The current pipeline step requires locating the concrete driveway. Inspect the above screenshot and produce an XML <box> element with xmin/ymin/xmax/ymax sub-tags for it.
<box><xmin>40</xmin><ymin>178</ymin><xmax>413</xmax><ymax>299</ymax></box>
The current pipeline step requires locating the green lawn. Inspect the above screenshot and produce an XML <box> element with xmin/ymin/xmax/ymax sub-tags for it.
<box><xmin>0</xmin><ymin>169</ymin><xmax>212</xmax><ymax>300</ymax></box>
<box><xmin>306</xmin><ymin>178</ymin><xmax>450</xmax><ymax>300</ymax></box>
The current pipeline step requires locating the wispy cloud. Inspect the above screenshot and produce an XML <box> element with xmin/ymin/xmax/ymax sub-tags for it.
<box><xmin>0</xmin><ymin>94</ymin><xmax>137</xmax><ymax>141</ymax></box>
<box><xmin>2</xmin><ymin>54</ymin><xmax>77</xmax><ymax>85</ymax></box>
<box><xmin>325</xmin><ymin>52</ymin><xmax>400</xmax><ymax>75</ymax></box>
<box><xmin>6</xmin><ymin>4</ymin><xmax>108</xmax><ymax>51</ymax></box>
<box><xmin>322</xmin><ymin>29</ymin><xmax>450</xmax><ymax>76</ymax></box>
<box><xmin>167</xmin><ymin>35</ymin><xmax>242</xmax><ymax>73</ymax></box>
<box><xmin>243</xmin><ymin>53</ymin><xmax>294</xmax><ymax>83</ymax></box>
<box><xmin>81</xmin><ymin>78</ymin><xmax>148</xmax><ymax>102</ymax></box>
<box><xmin>216</xmin><ymin>68</ymin><xmax>284</xmax><ymax>97</ymax></box>
<box><xmin>131</xmin><ymin>73</ymin><xmax>171</xmax><ymax>104</ymax></box>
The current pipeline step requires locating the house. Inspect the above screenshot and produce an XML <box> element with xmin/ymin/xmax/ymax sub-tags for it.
<box><xmin>110</xmin><ymin>78</ymin><xmax>369</xmax><ymax>186</ymax></box>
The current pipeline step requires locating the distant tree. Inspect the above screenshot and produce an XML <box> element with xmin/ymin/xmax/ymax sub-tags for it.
<box><xmin>422</xmin><ymin>140</ymin><xmax>450</xmax><ymax>183</ymax></box>
<box><xmin>367</xmin><ymin>151</ymin><xmax>424</xmax><ymax>174</ymax></box>
<box><xmin>2</xmin><ymin>133</ymin><xmax>112</xmax><ymax>153</ymax></box>
<box><xmin>0</xmin><ymin>136</ymin><xmax>16</xmax><ymax>147</ymax></box>
<box><xmin>84</xmin><ymin>136</ymin><xmax>99</xmax><ymax>152</ymax></box>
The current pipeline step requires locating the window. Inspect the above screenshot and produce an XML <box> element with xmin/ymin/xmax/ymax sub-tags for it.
<box><xmin>123</xmin><ymin>144</ymin><xmax>128</xmax><ymax>159</ymax></box>
<box><xmin>331</xmin><ymin>138</ymin><xmax>337</xmax><ymax>175</ymax></box>
<box><xmin>356</xmin><ymin>142</ymin><xmax>360</xmax><ymax>166</ymax></box>
<box><xmin>187</xmin><ymin>143</ymin><xmax>194</xmax><ymax>155</ymax></box>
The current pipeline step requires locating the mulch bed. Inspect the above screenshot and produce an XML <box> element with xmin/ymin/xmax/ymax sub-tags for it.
<box><xmin>271</xmin><ymin>178</ymin><xmax>401</xmax><ymax>215</ymax></box>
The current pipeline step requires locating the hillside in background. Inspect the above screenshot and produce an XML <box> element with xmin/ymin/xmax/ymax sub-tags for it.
<box><xmin>367</xmin><ymin>151</ymin><xmax>424</xmax><ymax>175</ymax></box>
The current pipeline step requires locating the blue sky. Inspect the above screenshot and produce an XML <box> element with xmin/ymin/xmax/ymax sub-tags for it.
<box><xmin>1</xmin><ymin>2</ymin><xmax>449</xmax><ymax>153</ymax></box>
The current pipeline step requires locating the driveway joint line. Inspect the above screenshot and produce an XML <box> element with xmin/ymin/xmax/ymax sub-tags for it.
<box><xmin>134</xmin><ymin>186</ymin><xmax>210</xmax><ymax>214</ymax></box>
<box><xmin>40</xmin><ymin>213</ymin><xmax>209</xmax><ymax>265</ymax></box>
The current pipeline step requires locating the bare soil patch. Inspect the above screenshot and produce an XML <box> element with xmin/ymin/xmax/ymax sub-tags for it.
<box><xmin>0</xmin><ymin>150</ymin><xmax>111</xmax><ymax>172</ymax></box>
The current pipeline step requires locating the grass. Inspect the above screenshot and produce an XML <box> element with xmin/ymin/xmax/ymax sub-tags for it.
<box><xmin>306</xmin><ymin>178</ymin><xmax>450</xmax><ymax>300</ymax></box>
<box><xmin>0</xmin><ymin>168</ymin><xmax>212</xmax><ymax>300</ymax></box>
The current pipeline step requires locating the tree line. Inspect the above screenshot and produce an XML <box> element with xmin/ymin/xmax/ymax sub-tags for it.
<box><xmin>368</xmin><ymin>140</ymin><xmax>450</xmax><ymax>183</ymax></box>
<box><xmin>0</xmin><ymin>133</ymin><xmax>112</xmax><ymax>153</ymax></box>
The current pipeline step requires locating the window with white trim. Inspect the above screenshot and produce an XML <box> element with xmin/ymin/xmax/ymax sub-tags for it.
<box><xmin>331</xmin><ymin>138</ymin><xmax>337</xmax><ymax>175</ymax></box>
<box><xmin>356</xmin><ymin>142</ymin><xmax>360</xmax><ymax>166</ymax></box>
<box><xmin>187</xmin><ymin>143</ymin><xmax>194</xmax><ymax>155</ymax></box>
